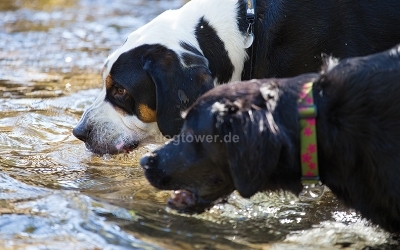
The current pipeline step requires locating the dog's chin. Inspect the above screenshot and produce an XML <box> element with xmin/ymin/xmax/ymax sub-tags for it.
<box><xmin>85</xmin><ymin>137</ymin><xmax>139</xmax><ymax>155</ymax></box>
<box><xmin>167</xmin><ymin>189</ymin><xmax>229</xmax><ymax>214</ymax></box>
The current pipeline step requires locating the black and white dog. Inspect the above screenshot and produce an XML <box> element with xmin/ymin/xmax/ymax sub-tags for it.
<box><xmin>141</xmin><ymin>44</ymin><xmax>400</xmax><ymax>232</ymax></box>
<box><xmin>73</xmin><ymin>0</ymin><xmax>400</xmax><ymax>154</ymax></box>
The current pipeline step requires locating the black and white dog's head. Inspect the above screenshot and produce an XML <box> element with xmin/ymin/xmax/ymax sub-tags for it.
<box><xmin>72</xmin><ymin>0</ymin><xmax>251</xmax><ymax>154</ymax></box>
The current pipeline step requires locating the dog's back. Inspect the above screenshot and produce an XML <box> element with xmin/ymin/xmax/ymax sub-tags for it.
<box><xmin>252</xmin><ymin>0</ymin><xmax>400</xmax><ymax>79</ymax></box>
<box><xmin>315</xmin><ymin>45</ymin><xmax>400</xmax><ymax>232</ymax></box>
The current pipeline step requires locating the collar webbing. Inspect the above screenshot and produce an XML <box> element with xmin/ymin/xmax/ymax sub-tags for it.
<box><xmin>298</xmin><ymin>82</ymin><xmax>320</xmax><ymax>185</ymax></box>
<box><xmin>245</xmin><ymin>0</ymin><xmax>256</xmax><ymax>79</ymax></box>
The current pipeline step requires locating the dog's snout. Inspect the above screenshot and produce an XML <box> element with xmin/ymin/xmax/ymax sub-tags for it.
<box><xmin>72</xmin><ymin>122</ymin><xmax>89</xmax><ymax>142</ymax></box>
<box><xmin>140</xmin><ymin>153</ymin><xmax>158</xmax><ymax>169</ymax></box>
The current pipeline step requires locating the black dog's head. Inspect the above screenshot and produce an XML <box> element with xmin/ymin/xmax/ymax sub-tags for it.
<box><xmin>141</xmin><ymin>99</ymin><xmax>233</xmax><ymax>213</ymax></box>
<box><xmin>141</xmin><ymin>75</ymin><xmax>316</xmax><ymax>213</ymax></box>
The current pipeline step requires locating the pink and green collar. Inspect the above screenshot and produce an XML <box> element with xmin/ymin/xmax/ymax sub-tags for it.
<box><xmin>298</xmin><ymin>82</ymin><xmax>320</xmax><ymax>185</ymax></box>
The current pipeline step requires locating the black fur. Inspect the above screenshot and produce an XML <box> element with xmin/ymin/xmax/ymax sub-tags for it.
<box><xmin>195</xmin><ymin>17</ymin><xmax>234</xmax><ymax>83</ymax></box>
<box><xmin>141</xmin><ymin>45</ymin><xmax>214</xmax><ymax>136</ymax></box>
<box><xmin>244</xmin><ymin>0</ymin><xmax>400</xmax><ymax>79</ymax></box>
<box><xmin>107</xmin><ymin>45</ymin><xmax>157</xmax><ymax>115</ymax></box>
<box><xmin>141</xmin><ymin>45</ymin><xmax>400</xmax><ymax>232</ymax></box>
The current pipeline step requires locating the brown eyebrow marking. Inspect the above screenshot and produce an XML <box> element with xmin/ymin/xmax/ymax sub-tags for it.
<box><xmin>138</xmin><ymin>103</ymin><xmax>156</xmax><ymax>123</ymax></box>
<box><xmin>106</xmin><ymin>74</ymin><xmax>113</xmax><ymax>89</ymax></box>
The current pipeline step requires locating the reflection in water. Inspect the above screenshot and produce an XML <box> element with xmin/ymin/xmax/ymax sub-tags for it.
<box><xmin>0</xmin><ymin>0</ymin><xmax>399</xmax><ymax>249</ymax></box>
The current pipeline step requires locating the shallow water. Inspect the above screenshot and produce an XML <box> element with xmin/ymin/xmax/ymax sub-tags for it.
<box><xmin>0</xmin><ymin>0</ymin><xmax>399</xmax><ymax>249</ymax></box>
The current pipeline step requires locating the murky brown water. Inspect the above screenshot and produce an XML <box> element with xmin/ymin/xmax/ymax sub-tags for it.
<box><xmin>0</xmin><ymin>0</ymin><xmax>399</xmax><ymax>249</ymax></box>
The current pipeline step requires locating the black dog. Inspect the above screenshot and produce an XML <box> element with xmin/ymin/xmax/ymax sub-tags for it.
<box><xmin>73</xmin><ymin>0</ymin><xmax>400</xmax><ymax>154</ymax></box>
<box><xmin>141</xmin><ymin>44</ymin><xmax>400</xmax><ymax>232</ymax></box>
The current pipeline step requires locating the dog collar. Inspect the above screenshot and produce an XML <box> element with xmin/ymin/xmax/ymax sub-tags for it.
<box><xmin>245</xmin><ymin>0</ymin><xmax>256</xmax><ymax>77</ymax></box>
<box><xmin>245</xmin><ymin>0</ymin><xmax>256</xmax><ymax>26</ymax></box>
<box><xmin>298</xmin><ymin>82</ymin><xmax>320</xmax><ymax>185</ymax></box>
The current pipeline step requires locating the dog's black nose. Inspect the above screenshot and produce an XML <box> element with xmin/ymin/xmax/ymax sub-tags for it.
<box><xmin>140</xmin><ymin>153</ymin><xmax>158</xmax><ymax>169</ymax></box>
<box><xmin>72</xmin><ymin>123</ymin><xmax>89</xmax><ymax>142</ymax></box>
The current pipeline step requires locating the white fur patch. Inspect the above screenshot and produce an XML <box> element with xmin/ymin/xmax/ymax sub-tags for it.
<box><xmin>84</xmin><ymin>0</ymin><xmax>252</xmax><ymax>149</ymax></box>
<box><xmin>211</xmin><ymin>101</ymin><xmax>227</xmax><ymax>113</ymax></box>
<box><xmin>104</xmin><ymin>0</ymin><xmax>248</xmax><ymax>85</ymax></box>
<box><xmin>322</xmin><ymin>57</ymin><xmax>339</xmax><ymax>74</ymax></box>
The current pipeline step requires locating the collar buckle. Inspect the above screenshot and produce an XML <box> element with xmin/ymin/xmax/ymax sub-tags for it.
<box><xmin>301</xmin><ymin>176</ymin><xmax>320</xmax><ymax>184</ymax></box>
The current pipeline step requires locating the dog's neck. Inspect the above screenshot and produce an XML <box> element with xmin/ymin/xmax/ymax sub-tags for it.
<box><xmin>185</xmin><ymin>0</ymin><xmax>253</xmax><ymax>85</ymax></box>
<box><xmin>280</xmin><ymin>75</ymin><xmax>341</xmax><ymax>189</ymax></box>
<box><xmin>256</xmin><ymin>74</ymin><xmax>323</xmax><ymax>195</ymax></box>
<box><xmin>166</xmin><ymin>0</ymin><xmax>252</xmax><ymax>85</ymax></box>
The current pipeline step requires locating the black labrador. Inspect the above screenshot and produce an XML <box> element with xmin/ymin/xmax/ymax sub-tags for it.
<box><xmin>141</xmin><ymin>44</ymin><xmax>400</xmax><ymax>233</ymax></box>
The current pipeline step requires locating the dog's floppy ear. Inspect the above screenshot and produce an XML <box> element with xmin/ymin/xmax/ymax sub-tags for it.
<box><xmin>215</xmin><ymin>100</ymin><xmax>283</xmax><ymax>198</ymax></box>
<box><xmin>144</xmin><ymin>47</ymin><xmax>214</xmax><ymax>137</ymax></box>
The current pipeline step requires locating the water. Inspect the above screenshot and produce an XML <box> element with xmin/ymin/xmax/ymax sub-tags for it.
<box><xmin>0</xmin><ymin>0</ymin><xmax>399</xmax><ymax>249</ymax></box>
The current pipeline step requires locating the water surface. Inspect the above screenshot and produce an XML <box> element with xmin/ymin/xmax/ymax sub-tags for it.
<box><xmin>0</xmin><ymin>0</ymin><xmax>398</xmax><ymax>249</ymax></box>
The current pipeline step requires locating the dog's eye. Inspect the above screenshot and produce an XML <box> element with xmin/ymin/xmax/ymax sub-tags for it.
<box><xmin>116</xmin><ymin>87</ymin><xmax>126</xmax><ymax>96</ymax></box>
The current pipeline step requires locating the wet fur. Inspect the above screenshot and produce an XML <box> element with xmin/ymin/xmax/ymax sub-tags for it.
<box><xmin>142</xmin><ymin>45</ymin><xmax>400</xmax><ymax>232</ymax></box>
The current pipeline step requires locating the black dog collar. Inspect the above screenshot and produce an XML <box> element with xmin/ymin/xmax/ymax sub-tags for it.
<box><xmin>246</xmin><ymin>0</ymin><xmax>256</xmax><ymax>25</ymax></box>
<box><xmin>245</xmin><ymin>0</ymin><xmax>256</xmax><ymax>78</ymax></box>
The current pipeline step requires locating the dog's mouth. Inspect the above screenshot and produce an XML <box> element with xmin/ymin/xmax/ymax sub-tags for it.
<box><xmin>167</xmin><ymin>189</ymin><xmax>227</xmax><ymax>214</ymax></box>
<box><xmin>84</xmin><ymin>137</ymin><xmax>139</xmax><ymax>155</ymax></box>
<box><xmin>114</xmin><ymin>140</ymin><xmax>139</xmax><ymax>153</ymax></box>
